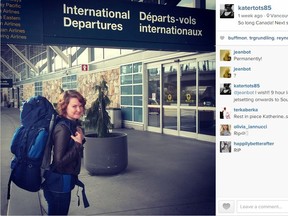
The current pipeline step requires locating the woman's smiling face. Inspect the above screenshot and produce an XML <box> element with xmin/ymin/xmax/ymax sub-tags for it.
<box><xmin>65</xmin><ymin>97</ymin><xmax>84</xmax><ymax>120</ymax></box>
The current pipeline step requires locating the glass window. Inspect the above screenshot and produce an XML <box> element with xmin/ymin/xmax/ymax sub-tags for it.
<box><xmin>133</xmin><ymin>107</ymin><xmax>142</xmax><ymax>122</ymax></box>
<box><xmin>121</xmin><ymin>86</ymin><xmax>132</xmax><ymax>95</ymax></box>
<box><xmin>133</xmin><ymin>96</ymin><xmax>142</xmax><ymax>106</ymax></box>
<box><xmin>71</xmin><ymin>82</ymin><xmax>77</xmax><ymax>89</ymax></box>
<box><xmin>121</xmin><ymin>96</ymin><xmax>132</xmax><ymax>105</ymax></box>
<box><xmin>163</xmin><ymin>108</ymin><xmax>177</xmax><ymax>130</ymax></box>
<box><xmin>133</xmin><ymin>85</ymin><xmax>142</xmax><ymax>95</ymax></box>
<box><xmin>148</xmin><ymin>67</ymin><xmax>160</xmax><ymax>104</ymax></box>
<box><xmin>121</xmin><ymin>107</ymin><xmax>132</xmax><ymax>121</ymax></box>
<box><xmin>62</xmin><ymin>75</ymin><xmax>77</xmax><ymax>90</ymax></box>
<box><xmin>148</xmin><ymin>109</ymin><xmax>160</xmax><ymax>127</ymax></box>
<box><xmin>163</xmin><ymin>64</ymin><xmax>177</xmax><ymax>105</ymax></box>
<box><xmin>71</xmin><ymin>75</ymin><xmax>77</xmax><ymax>81</ymax></box>
<box><xmin>180</xmin><ymin>61</ymin><xmax>197</xmax><ymax>106</ymax></box>
<box><xmin>120</xmin><ymin>65</ymin><xmax>132</xmax><ymax>75</ymax></box>
<box><xmin>199</xmin><ymin>110</ymin><xmax>215</xmax><ymax>136</ymax></box>
<box><xmin>180</xmin><ymin>109</ymin><xmax>196</xmax><ymax>132</ymax></box>
<box><xmin>198</xmin><ymin>60</ymin><xmax>215</xmax><ymax>107</ymax></box>
<box><xmin>35</xmin><ymin>81</ymin><xmax>42</xmax><ymax>96</ymax></box>
<box><xmin>133</xmin><ymin>63</ymin><xmax>142</xmax><ymax>73</ymax></box>
<box><xmin>147</xmin><ymin>66</ymin><xmax>161</xmax><ymax>127</ymax></box>
<box><xmin>120</xmin><ymin>62</ymin><xmax>143</xmax><ymax>122</ymax></box>
<box><xmin>121</xmin><ymin>75</ymin><xmax>132</xmax><ymax>85</ymax></box>
<box><xmin>133</xmin><ymin>74</ymin><xmax>142</xmax><ymax>83</ymax></box>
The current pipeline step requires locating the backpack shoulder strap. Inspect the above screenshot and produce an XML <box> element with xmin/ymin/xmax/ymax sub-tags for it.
<box><xmin>55</xmin><ymin>119</ymin><xmax>74</xmax><ymax>135</ymax></box>
<box><xmin>41</xmin><ymin>113</ymin><xmax>57</xmax><ymax>170</ymax></box>
<box><xmin>41</xmin><ymin>117</ymin><xmax>74</xmax><ymax>171</ymax></box>
<box><xmin>75</xmin><ymin>178</ymin><xmax>90</xmax><ymax>208</ymax></box>
<box><xmin>7</xmin><ymin>171</ymin><xmax>13</xmax><ymax>200</ymax></box>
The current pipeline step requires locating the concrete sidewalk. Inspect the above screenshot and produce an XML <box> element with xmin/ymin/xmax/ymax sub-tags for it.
<box><xmin>2</xmin><ymin>108</ymin><xmax>216</xmax><ymax>215</ymax></box>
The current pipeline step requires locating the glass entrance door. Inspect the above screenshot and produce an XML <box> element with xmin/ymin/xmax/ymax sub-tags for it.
<box><xmin>147</xmin><ymin>61</ymin><xmax>199</xmax><ymax>137</ymax></box>
<box><xmin>162</xmin><ymin>63</ymin><xmax>178</xmax><ymax>136</ymax></box>
<box><xmin>147</xmin><ymin>66</ymin><xmax>161</xmax><ymax>131</ymax></box>
<box><xmin>146</xmin><ymin>55</ymin><xmax>215</xmax><ymax>141</ymax></box>
<box><xmin>162</xmin><ymin>60</ymin><xmax>199</xmax><ymax>137</ymax></box>
<box><xmin>179</xmin><ymin>60</ymin><xmax>197</xmax><ymax>136</ymax></box>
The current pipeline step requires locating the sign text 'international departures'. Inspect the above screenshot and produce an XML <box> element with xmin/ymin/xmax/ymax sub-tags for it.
<box><xmin>1</xmin><ymin>0</ymin><xmax>215</xmax><ymax>52</ymax></box>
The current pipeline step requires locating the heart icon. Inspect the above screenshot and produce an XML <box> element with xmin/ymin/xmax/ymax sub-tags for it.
<box><xmin>223</xmin><ymin>203</ymin><xmax>230</xmax><ymax>210</ymax></box>
<box><xmin>220</xmin><ymin>36</ymin><xmax>225</xmax><ymax>40</ymax></box>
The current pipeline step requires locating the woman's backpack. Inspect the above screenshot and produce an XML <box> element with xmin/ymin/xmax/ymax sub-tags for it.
<box><xmin>7</xmin><ymin>95</ymin><xmax>90</xmax><ymax>208</ymax></box>
<box><xmin>7</xmin><ymin>96</ymin><xmax>57</xmax><ymax>199</ymax></box>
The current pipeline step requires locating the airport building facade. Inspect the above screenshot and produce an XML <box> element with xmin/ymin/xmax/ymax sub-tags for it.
<box><xmin>1</xmin><ymin>0</ymin><xmax>215</xmax><ymax>142</ymax></box>
<box><xmin>1</xmin><ymin>48</ymin><xmax>215</xmax><ymax>142</ymax></box>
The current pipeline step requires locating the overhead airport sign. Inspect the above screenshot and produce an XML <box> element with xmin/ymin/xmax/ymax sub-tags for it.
<box><xmin>1</xmin><ymin>79</ymin><xmax>13</xmax><ymax>88</ymax></box>
<box><xmin>0</xmin><ymin>0</ymin><xmax>215</xmax><ymax>52</ymax></box>
<box><xmin>0</xmin><ymin>0</ymin><xmax>43</xmax><ymax>44</ymax></box>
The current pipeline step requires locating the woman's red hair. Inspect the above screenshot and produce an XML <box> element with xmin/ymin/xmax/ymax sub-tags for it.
<box><xmin>57</xmin><ymin>90</ymin><xmax>86</xmax><ymax>117</ymax></box>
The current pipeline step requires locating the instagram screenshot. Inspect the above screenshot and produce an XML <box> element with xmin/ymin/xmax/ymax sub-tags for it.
<box><xmin>217</xmin><ymin>1</ymin><xmax>288</xmax><ymax>215</ymax></box>
<box><xmin>3</xmin><ymin>0</ymin><xmax>288</xmax><ymax>215</ymax></box>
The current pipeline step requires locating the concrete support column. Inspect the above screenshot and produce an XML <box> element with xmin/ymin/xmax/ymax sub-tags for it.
<box><xmin>68</xmin><ymin>54</ymin><xmax>72</xmax><ymax>68</ymax></box>
<box><xmin>46</xmin><ymin>46</ymin><xmax>52</xmax><ymax>73</ymax></box>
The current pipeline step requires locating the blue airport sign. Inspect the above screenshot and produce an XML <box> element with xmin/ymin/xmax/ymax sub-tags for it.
<box><xmin>0</xmin><ymin>0</ymin><xmax>43</xmax><ymax>44</ymax></box>
<box><xmin>1</xmin><ymin>0</ymin><xmax>215</xmax><ymax>52</ymax></box>
<box><xmin>1</xmin><ymin>79</ymin><xmax>13</xmax><ymax>88</ymax></box>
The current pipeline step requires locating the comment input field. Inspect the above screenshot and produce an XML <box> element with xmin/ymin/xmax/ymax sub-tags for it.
<box><xmin>237</xmin><ymin>200</ymin><xmax>288</xmax><ymax>213</ymax></box>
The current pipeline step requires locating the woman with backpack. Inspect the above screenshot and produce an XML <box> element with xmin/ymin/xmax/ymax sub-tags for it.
<box><xmin>42</xmin><ymin>90</ymin><xmax>87</xmax><ymax>215</ymax></box>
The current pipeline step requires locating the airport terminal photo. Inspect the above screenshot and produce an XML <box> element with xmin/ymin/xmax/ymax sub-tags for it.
<box><xmin>1</xmin><ymin>0</ymin><xmax>216</xmax><ymax>215</ymax></box>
